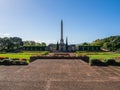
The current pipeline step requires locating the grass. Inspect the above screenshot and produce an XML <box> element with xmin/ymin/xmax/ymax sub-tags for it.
<box><xmin>0</xmin><ymin>51</ymin><xmax>49</xmax><ymax>59</ymax></box>
<box><xmin>1</xmin><ymin>51</ymin><xmax>120</xmax><ymax>61</ymax></box>
<box><xmin>76</xmin><ymin>51</ymin><xmax>120</xmax><ymax>60</ymax></box>
<box><xmin>89</xmin><ymin>54</ymin><xmax>120</xmax><ymax>59</ymax></box>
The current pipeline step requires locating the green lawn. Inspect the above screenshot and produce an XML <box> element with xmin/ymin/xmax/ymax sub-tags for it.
<box><xmin>76</xmin><ymin>51</ymin><xmax>120</xmax><ymax>60</ymax></box>
<box><xmin>0</xmin><ymin>51</ymin><xmax>49</xmax><ymax>59</ymax></box>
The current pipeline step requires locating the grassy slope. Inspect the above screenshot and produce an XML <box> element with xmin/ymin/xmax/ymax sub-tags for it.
<box><xmin>76</xmin><ymin>51</ymin><xmax>120</xmax><ymax>59</ymax></box>
<box><xmin>0</xmin><ymin>51</ymin><xmax>49</xmax><ymax>59</ymax></box>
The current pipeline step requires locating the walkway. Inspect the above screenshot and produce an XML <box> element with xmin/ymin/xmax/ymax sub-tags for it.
<box><xmin>0</xmin><ymin>59</ymin><xmax>120</xmax><ymax>90</ymax></box>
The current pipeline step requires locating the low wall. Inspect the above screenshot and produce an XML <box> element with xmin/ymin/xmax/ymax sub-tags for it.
<box><xmin>30</xmin><ymin>56</ymin><xmax>89</xmax><ymax>62</ymax></box>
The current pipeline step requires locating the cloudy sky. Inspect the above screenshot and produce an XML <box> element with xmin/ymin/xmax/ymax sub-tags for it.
<box><xmin>0</xmin><ymin>0</ymin><xmax>120</xmax><ymax>44</ymax></box>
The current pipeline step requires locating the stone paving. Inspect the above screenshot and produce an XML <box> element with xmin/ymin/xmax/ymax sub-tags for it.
<box><xmin>0</xmin><ymin>59</ymin><xmax>120</xmax><ymax>90</ymax></box>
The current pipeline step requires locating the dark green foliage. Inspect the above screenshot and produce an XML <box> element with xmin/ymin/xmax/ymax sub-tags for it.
<box><xmin>14</xmin><ymin>60</ymin><xmax>21</xmax><ymax>65</ymax></box>
<box><xmin>90</xmin><ymin>35</ymin><xmax>120</xmax><ymax>51</ymax></box>
<box><xmin>81</xmin><ymin>42</ymin><xmax>90</xmax><ymax>46</ymax></box>
<box><xmin>105</xmin><ymin>59</ymin><xmax>116</xmax><ymax>65</ymax></box>
<box><xmin>0</xmin><ymin>59</ymin><xmax>29</xmax><ymax>65</ymax></box>
<box><xmin>0</xmin><ymin>37</ymin><xmax>23</xmax><ymax>53</ymax></box>
<box><xmin>23</xmin><ymin>41</ymin><xmax>46</xmax><ymax>46</ymax></box>
<box><xmin>91</xmin><ymin>59</ymin><xmax>107</xmax><ymax>66</ymax></box>
<box><xmin>56</xmin><ymin>42</ymin><xmax>59</xmax><ymax>50</ymax></box>
<box><xmin>89</xmin><ymin>59</ymin><xmax>120</xmax><ymax>66</ymax></box>
<box><xmin>30</xmin><ymin>55</ymin><xmax>89</xmax><ymax>60</ymax></box>
<box><xmin>20</xmin><ymin>61</ymin><xmax>29</xmax><ymax>65</ymax></box>
<box><xmin>23</xmin><ymin>46</ymin><xmax>46</xmax><ymax>51</ymax></box>
<box><xmin>116</xmin><ymin>49</ymin><xmax>120</xmax><ymax>53</ymax></box>
<box><xmin>78</xmin><ymin>46</ymin><xmax>101</xmax><ymax>51</ymax></box>
<box><xmin>66</xmin><ymin>37</ymin><xmax>68</xmax><ymax>51</ymax></box>
<box><xmin>2</xmin><ymin>59</ymin><xmax>13</xmax><ymax>65</ymax></box>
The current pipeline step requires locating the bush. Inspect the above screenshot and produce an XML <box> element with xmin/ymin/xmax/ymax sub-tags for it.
<box><xmin>91</xmin><ymin>59</ymin><xmax>101</xmax><ymax>65</ymax></box>
<box><xmin>0</xmin><ymin>57</ymin><xmax>9</xmax><ymax>60</ymax></box>
<box><xmin>2</xmin><ymin>59</ymin><xmax>13</xmax><ymax>65</ymax></box>
<box><xmin>12</xmin><ymin>58</ymin><xmax>20</xmax><ymax>60</ymax></box>
<box><xmin>105</xmin><ymin>59</ymin><xmax>116</xmax><ymax>65</ymax></box>
<box><xmin>20</xmin><ymin>61</ymin><xmax>29</xmax><ymax>65</ymax></box>
<box><xmin>0</xmin><ymin>58</ymin><xmax>29</xmax><ymax>65</ymax></box>
<box><xmin>0</xmin><ymin>60</ymin><xmax>2</xmax><ymax>65</ymax></box>
<box><xmin>116</xmin><ymin>49</ymin><xmax>120</xmax><ymax>53</ymax></box>
<box><xmin>91</xmin><ymin>59</ymin><xmax>107</xmax><ymax>66</ymax></box>
<box><xmin>14</xmin><ymin>60</ymin><xmax>21</xmax><ymax>65</ymax></box>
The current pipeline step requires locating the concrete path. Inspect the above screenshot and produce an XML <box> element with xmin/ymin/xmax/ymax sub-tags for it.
<box><xmin>0</xmin><ymin>59</ymin><xmax>120</xmax><ymax>90</ymax></box>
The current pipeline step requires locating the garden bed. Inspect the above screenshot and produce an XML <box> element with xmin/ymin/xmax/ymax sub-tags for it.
<box><xmin>89</xmin><ymin>59</ymin><xmax>120</xmax><ymax>66</ymax></box>
<box><xmin>0</xmin><ymin>57</ymin><xmax>29</xmax><ymax>65</ymax></box>
<box><xmin>30</xmin><ymin>55</ymin><xmax>89</xmax><ymax>61</ymax></box>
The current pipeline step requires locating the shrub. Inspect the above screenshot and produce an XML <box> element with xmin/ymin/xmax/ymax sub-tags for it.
<box><xmin>2</xmin><ymin>59</ymin><xmax>13</xmax><ymax>65</ymax></box>
<box><xmin>0</xmin><ymin>57</ymin><xmax>9</xmax><ymax>60</ymax></box>
<box><xmin>0</xmin><ymin>58</ymin><xmax>29</xmax><ymax>65</ymax></box>
<box><xmin>14</xmin><ymin>60</ymin><xmax>29</xmax><ymax>65</ymax></box>
<box><xmin>14</xmin><ymin>60</ymin><xmax>22</xmax><ymax>65</ymax></box>
<box><xmin>0</xmin><ymin>60</ymin><xmax>2</xmax><ymax>65</ymax></box>
<box><xmin>20</xmin><ymin>61</ymin><xmax>29</xmax><ymax>65</ymax></box>
<box><xmin>12</xmin><ymin>58</ymin><xmax>20</xmax><ymax>60</ymax></box>
<box><xmin>91</xmin><ymin>59</ymin><xmax>101</xmax><ymax>65</ymax></box>
<box><xmin>105</xmin><ymin>59</ymin><xmax>116</xmax><ymax>65</ymax></box>
<box><xmin>91</xmin><ymin>59</ymin><xmax>107</xmax><ymax>66</ymax></box>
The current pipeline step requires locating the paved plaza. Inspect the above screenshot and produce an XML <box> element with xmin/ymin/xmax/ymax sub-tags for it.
<box><xmin>0</xmin><ymin>59</ymin><xmax>120</xmax><ymax>90</ymax></box>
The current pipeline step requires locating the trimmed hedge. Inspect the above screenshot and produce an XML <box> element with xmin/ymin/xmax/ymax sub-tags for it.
<box><xmin>90</xmin><ymin>59</ymin><xmax>120</xmax><ymax>66</ymax></box>
<box><xmin>90</xmin><ymin>59</ymin><xmax>107</xmax><ymax>66</ymax></box>
<box><xmin>0</xmin><ymin>59</ymin><xmax>29</xmax><ymax>65</ymax></box>
<box><xmin>30</xmin><ymin>55</ymin><xmax>89</xmax><ymax>62</ymax></box>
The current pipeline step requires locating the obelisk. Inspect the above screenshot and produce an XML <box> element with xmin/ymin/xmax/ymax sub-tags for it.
<box><xmin>60</xmin><ymin>20</ymin><xmax>64</xmax><ymax>44</ymax></box>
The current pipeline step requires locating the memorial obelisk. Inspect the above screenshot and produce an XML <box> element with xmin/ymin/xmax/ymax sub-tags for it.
<box><xmin>60</xmin><ymin>20</ymin><xmax>64</xmax><ymax>44</ymax></box>
<box><xmin>59</xmin><ymin>20</ymin><xmax>65</xmax><ymax>51</ymax></box>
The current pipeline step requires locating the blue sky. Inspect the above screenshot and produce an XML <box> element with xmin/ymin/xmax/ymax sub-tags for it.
<box><xmin>0</xmin><ymin>0</ymin><xmax>120</xmax><ymax>44</ymax></box>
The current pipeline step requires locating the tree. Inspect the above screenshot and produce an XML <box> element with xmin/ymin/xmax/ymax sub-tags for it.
<box><xmin>81</xmin><ymin>42</ymin><xmax>90</xmax><ymax>46</ymax></box>
<box><xmin>90</xmin><ymin>35</ymin><xmax>120</xmax><ymax>51</ymax></box>
<box><xmin>0</xmin><ymin>37</ymin><xmax>23</xmax><ymax>52</ymax></box>
<box><xmin>41</xmin><ymin>42</ymin><xmax>46</xmax><ymax>46</ymax></box>
<box><xmin>56</xmin><ymin>41</ymin><xmax>59</xmax><ymax>50</ymax></box>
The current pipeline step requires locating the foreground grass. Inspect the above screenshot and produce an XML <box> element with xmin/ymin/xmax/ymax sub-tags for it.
<box><xmin>76</xmin><ymin>51</ymin><xmax>120</xmax><ymax>60</ymax></box>
<box><xmin>0</xmin><ymin>51</ymin><xmax>49</xmax><ymax>59</ymax></box>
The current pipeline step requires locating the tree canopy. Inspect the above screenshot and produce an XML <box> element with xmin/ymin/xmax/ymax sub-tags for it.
<box><xmin>90</xmin><ymin>35</ymin><xmax>120</xmax><ymax>51</ymax></box>
<box><xmin>0</xmin><ymin>37</ymin><xmax>23</xmax><ymax>52</ymax></box>
<box><xmin>23</xmin><ymin>41</ymin><xmax>46</xmax><ymax>46</ymax></box>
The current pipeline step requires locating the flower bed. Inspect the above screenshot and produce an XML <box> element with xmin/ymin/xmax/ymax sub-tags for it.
<box><xmin>0</xmin><ymin>58</ymin><xmax>29</xmax><ymax>65</ymax></box>
<box><xmin>0</xmin><ymin>56</ymin><xmax>9</xmax><ymax>60</ymax></box>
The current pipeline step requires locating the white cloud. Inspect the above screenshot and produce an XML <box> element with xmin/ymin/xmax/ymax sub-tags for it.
<box><xmin>3</xmin><ymin>33</ymin><xmax>11</xmax><ymax>36</ymax></box>
<box><xmin>0</xmin><ymin>33</ymin><xmax>11</xmax><ymax>37</ymax></box>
